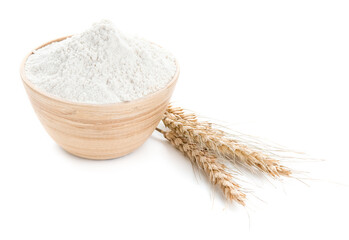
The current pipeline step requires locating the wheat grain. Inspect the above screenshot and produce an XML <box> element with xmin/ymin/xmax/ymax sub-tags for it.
<box><xmin>163</xmin><ymin>106</ymin><xmax>291</xmax><ymax>178</ymax></box>
<box><xmin>157</xmin><ymin>128</ymin><xmax>246</xmax><ymax>205</ymax></box>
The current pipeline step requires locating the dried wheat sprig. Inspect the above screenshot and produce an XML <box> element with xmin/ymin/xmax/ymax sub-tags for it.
<box><xmin>156</xmin><ymin>128</ymin><xmax>246</xmax><ymax>205</ymax></box>
<box><xmin>162</xmin><ymin>106</ymin><xmax>291</xmax><ymax>178</ymax></box>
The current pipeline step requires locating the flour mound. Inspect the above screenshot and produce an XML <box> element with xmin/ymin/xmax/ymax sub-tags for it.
<box><xmin>25</xmin><ymin>20</ymin><xmax>177</xmax><ymax>104</ymax></box>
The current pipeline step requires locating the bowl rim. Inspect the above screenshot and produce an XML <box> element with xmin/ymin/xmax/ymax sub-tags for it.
<box><xmin>20</xmin><ymin>36</ymin><xmax>180</xmax><ymax>107</ymax></box>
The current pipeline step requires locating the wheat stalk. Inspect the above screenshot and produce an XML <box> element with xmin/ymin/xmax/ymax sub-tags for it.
<box><xmin>162</xmin><ymin>105</ymin><xmax>291</xmax><ymax>178</ymax></box>
<box><xmin>157</xmin><ymin>128</ymin><xmax>246</xmax><ymax>205</ymax></box>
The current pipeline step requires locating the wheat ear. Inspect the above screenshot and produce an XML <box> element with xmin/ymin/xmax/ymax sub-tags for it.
<box><xmin>162</xmin><ymin>106</ymin><xmax>291</xmax><ymax>178</ymax></box>
<box><xmin>156</xmin><ymin>128</ymin><xmax>246</xmax><ymax>205</ymax></box>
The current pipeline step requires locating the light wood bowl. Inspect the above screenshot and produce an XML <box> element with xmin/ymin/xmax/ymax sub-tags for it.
<box><xmin>20</xmin><ymin>36</ymin><xmax>179</xmax><ymax>160</ymax></box>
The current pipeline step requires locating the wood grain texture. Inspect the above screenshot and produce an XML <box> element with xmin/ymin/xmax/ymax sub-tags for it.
<box><xmin>20</xmin><ymin>36</ymin><xmax>179</xmax><ymax>160</ymax></box>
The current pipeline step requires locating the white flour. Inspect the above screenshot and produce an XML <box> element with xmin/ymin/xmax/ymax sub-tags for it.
<box><xmin>25</xmin><ymin>20</ymin><xmax>177</xmax><ymax>104</ymax></box>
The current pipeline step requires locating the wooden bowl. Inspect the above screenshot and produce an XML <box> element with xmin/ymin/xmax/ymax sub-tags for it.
<box><xmin>20</xmin><ymin>37</ymin><xmax>179</xmax><ymax>160</ymax></box>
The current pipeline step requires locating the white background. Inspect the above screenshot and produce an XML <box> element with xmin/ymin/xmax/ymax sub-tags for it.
<box><xmin>1</xmin><ymin>0</ymin><xmax>349</xmax><ymax>239</ymax></box>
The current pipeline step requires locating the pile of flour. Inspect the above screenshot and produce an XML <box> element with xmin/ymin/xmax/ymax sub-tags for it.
<box><xmin>25</xmin><ymin>20</ymin><xmax>177</xmax><ymax>104</ymax></box>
